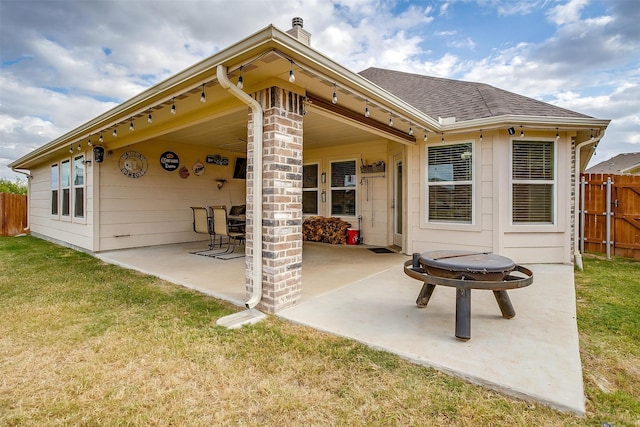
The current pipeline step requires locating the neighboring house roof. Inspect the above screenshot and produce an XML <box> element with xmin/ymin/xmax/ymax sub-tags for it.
<box><xmin>359</xmin><ymin>67</ymin><xmax>593</xmax><ymax>123</ymax></box>
<box><xmin>585</xmin><ymin>152</ymin><xmax>640</xmax><ymax>175</ymax></box>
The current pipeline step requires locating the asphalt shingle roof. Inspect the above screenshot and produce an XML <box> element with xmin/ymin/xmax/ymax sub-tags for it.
<box><xmin>585</xmin><ymin>152</ymin><xmax>640</xmax><ymax>174</ymax></box>
<box><xmin>358</xmin><ymin>67</ymin><xmax>593</xmax><ymax>123</ymax></box>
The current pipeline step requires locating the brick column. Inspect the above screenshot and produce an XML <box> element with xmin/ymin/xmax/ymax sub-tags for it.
<box><xmin>245</xmin><ymin>86</ymin><xmax>305</xmax><ymax>313</ymax></box>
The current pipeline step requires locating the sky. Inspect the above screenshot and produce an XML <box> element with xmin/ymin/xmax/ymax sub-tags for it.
<box><xmin>1</xmin><ymin>0</ymin><xmax>639</xmax><ymax>181</ymax></box>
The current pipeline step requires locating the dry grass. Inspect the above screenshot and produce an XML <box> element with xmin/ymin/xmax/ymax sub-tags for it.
<box><xmin>1</xmin><ymin>237</ymin><xmax>637</xmax><ymax>426</ymax></box>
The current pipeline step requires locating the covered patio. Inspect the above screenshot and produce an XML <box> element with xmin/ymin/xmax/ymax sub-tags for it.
<box><xmin>97</xmin><ymin>242</ymin><xmax>585</xmax><ymax>415</ymax></box>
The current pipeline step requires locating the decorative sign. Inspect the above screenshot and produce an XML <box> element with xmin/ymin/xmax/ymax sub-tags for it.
<box><xmin>193</xmin><ymin>161</ymin><xmax>205</xmax><ymax>176</ymax></box>
<box><xmin>118</xmin><ymin>151</ymin><xmax>148</xmax><ymax>178</ymax></box>
<box><xmin>179</xmin><ymin>165</ymin><xmax>190</xmax><ymax>179</ymax></box>
<box><xmin>206</xmin><ymin>154</ymin><xmax>229</xmax><ymax>166</ymax></box>
<box><xmin>160</xmin><ymin>151</ymin><xmax>180</xmax><ymax>172</ymax></box>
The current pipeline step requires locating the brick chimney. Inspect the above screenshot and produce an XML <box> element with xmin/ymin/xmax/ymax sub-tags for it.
<box><xmin>286</xmin><ymin>17</ymin><xmax>311</xmax><ymax>46</ymax></box>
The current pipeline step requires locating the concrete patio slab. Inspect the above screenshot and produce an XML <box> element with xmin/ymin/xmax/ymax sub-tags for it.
<box><xmin>97</xmin><ymin>242</ymin><xmax>585</xmax><ymax>415</ymax></box>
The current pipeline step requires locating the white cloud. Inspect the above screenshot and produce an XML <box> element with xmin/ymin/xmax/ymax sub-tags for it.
<box><xmin>546</xmin><ymin>0</ymin><xmax>589</xmax><ymax>25</ymax></box>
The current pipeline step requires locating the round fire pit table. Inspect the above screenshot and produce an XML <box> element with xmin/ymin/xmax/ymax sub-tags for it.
<box><xmin>403</xmin><ymin>250</ymin><xmax>533</xmax><ymax>340</ymax></box>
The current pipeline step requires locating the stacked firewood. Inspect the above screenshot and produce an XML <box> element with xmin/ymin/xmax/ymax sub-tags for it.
<box><xmin>303</xmin><ymin>216</ymin><xmax>352</xmax><ymax>244</ymax></box>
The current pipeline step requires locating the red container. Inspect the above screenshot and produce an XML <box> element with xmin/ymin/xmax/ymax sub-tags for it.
<box><xmin>346</xmin><ymin>229</ymin><xmax>359</xmax><ymax>245</ymax></box>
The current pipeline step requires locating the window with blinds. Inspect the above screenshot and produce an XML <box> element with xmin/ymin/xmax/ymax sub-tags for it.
<box><xmin>51</xmin><ymin>164</ymin><xmax>59</xmax><ymax>216</ymax></box>
<box><xmin>512</xmin><ymin>141</ymin><xmax>554</xmax><ymax>223</ymax></box>
<box><xmin>73</xmin><ymin>155</ymin><xmax>85</xmax><ymax>218</ymax></box>
<box><xmin>331</xmin><ymin>160</ymin><xmax>357</xmax><ymax>216</ymax></box>
<box><xmin>61</xmin><ymin>159</ymin><xmax>70</xmax><ymax>217</ymax></box>
<box><xmin>426</xmin><ymin>142</ymin><xmax>473</xmax><ymax>223</ymax></box>
<box><xmin>303</xmin><ymin>163</ymin><xmax>319</xmax><ymax>215</ymax></box>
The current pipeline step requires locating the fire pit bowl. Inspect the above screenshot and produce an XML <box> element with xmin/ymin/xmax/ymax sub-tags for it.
<box><xmin>404</xmin><ymin>250</ymin><xmax>533</xmax><ymax>340</ymax></box>
<box><xmin>418</xmin><ymin>250</ymin><xmax>515</xmax><ymax>281</ymax></box>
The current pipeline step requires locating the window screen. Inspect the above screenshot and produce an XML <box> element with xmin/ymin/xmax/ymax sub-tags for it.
<box><xmin>303</xmin><ymin>163</ymin><xmax>318</xmax><ymax>215</ymax></box>
<box><xmin>331</xmin><ymin>160</ymin><xmax>356</xmax><ymax>216</ymax></box>
<box><xmin>426</xmin><ymin>143</ymin><xmax>473</xmax><ymax>223</ymax></box>
<box><xmin>512</xmin><ymin>141</ymin><xmax>554</xmax><ymax>223</ymax></box>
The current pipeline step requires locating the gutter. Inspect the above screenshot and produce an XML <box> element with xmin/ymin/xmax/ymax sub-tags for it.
<box><xmin>216</xmin><ymin>64</ymin><xmax>263</xmax><ymax>309</ymax></box>
<box><xmin>573</xmin><ymin>131</ymin><xmax>605</xmax><ymax>270</ymax></box>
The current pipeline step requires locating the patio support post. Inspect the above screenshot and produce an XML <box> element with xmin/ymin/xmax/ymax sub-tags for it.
<box><xmin>247</xmin><ymin>86</ymin><xmax>305</xmax><ymax>313</ymax></box>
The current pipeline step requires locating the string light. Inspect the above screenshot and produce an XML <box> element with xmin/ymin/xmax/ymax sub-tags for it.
<box><xmin>332</xmin><ymin>83</ymin><xmax>338</xmax><ymax>104</ymax></box>
<box><xmin>364</xmin><ymin>100</ymin><xmax>370</xmax><ymax>118</ymax></box>
<box><xmin>408</xmin><ymin>121</ymin><xmax>413</xmax><ymax>136</ymax></box>
<box><xmin>170</xmin><ymin>97</ymin><xmax>176</xmax><ymax>115</ymax></box>
<box><xmin>69</xmin><ymin>145</ymin><xmax>74</xmax><ymax>153</ymax></box>
<box><xmin>556</xmin><ymin>128</ymin><xmax>560</xmax><ymax>140</ymax></box>
<box><xmin>479</xmin><ymin>129</ymin><xmax>483</xmax><ymax>142</ymax></box>
<box><xmin>237</xmin><ymin>66</ymin><xmax>244</xmax><ymax>89</ymax></box>
<box><xmin>388</xmin><ymin>112</ymin><xmax>393</xmax><ymax>127</ymax></box>
<box><xmin>147</xmin><ymin>110</ymin><xmax>153</xmax><ymax>124</ymax></box>
<box><xmin>423</xmin><ymin>129</ymin><xmax>428</xmax><ymax>142</ymax></box>
<box><xmin>77</xmin><ymin>143</ymin><xmax>82</xmax><ymax>151</ymax></box>
<box><xmin>99</xmin><ymin>133</ymin><xmax>103</xmax><ymax>143</ymax></box>
<box><xmin>441</xmin><ymin>133</ymin><xmax>445</xmax><ymax>144</ymax></box>
<box><xmin>590</xmin><ymin>128</ymin><xmax>594</xmax><ymax>141</ymax></box>
<box><xmin>129</xmin><ymin>118</ymin><xmax>134</xmax><ymax>131</ymax></box>
<box><xmin>87</xmin><ymin>136</ymin><xmax>92</xmax><ymax>147</ymax></box>
<box><xmin>520</xmin><ymin>125</ymin><xmax>524</xmax><ymax>137</ymax></box>
<box><xmin>112</xmin><ymin>127</ymin><xmax>117</xmax><ymax>137</ymax></box>
<box><xmin>200</xmin><ymin>83</ymin><xmax>206</xmax><ymax>103</ymax></box>
<box><xmin>288</xmin><ymin>61</ymin><xmax>295</xmax><ymax>83</ymax></box>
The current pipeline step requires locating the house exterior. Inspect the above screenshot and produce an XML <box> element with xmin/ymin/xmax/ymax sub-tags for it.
<box><xmin>9</xmin><ymin>19</ymin><xmax>610</xmax><ymax>313</ymax></box>
<box><xmin>585</xmin><ymin>152</ymin><xmax>640</xmax><ymax>175</ymax></box>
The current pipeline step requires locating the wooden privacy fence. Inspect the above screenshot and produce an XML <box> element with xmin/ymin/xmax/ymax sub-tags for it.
<box><xmin>580</xmin><ymin>174</ymin><xmax>640</xmax><ymax>259</ymax></box>
<box><xmin>0</xmin><ymin>193</ymin><xmax>28</xmax><ymax>237</ymax></box>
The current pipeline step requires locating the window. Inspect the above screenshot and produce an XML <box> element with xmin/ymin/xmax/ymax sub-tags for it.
<box><xmin>512</xmin><ymin>141</ymin><xmax>554</xmax><ymax>224</ymax></box>
<box><xmin>426</xmin><ymin>142</ymin><xmax>473</xmax><ymax>223</ymax></box>
<box><xmin>303</xmin><ymin>163</ymin><xmax>319</xmax><ymax>215</ymax></box>
<box><xmin>73</xmin><ymin>155</ymin><xmax>85</xmax><ymax>218</ymax></box>
<box><xmin>330</xmin><ymin>160</ymin><xmax>357</xmax><ymax>216</ymax></box>
<box><xmin>51</xmin><ymin>164</ymin><xmax>59</xmax><ymax>215</ymax></box>
<box><xmin>61</xmin><ymin>159</ymin><xmax>70</xmax><ymax>217</ymax></box>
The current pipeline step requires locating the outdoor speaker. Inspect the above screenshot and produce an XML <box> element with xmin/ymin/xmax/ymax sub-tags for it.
<box><xmin>93</xmin><ymin>146</ymin><xmax>105</xmax><ymax>163</ymax></box>
<box><xmin>507</xmin><ymin>127</ymin><xmax>516</xmax><ymax>135</ymax></box>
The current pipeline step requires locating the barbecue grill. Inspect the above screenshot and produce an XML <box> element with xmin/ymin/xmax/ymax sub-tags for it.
<box><xmin>404</xmin><ymin>250</ymin><xmax>533</xmax><ymax>340</ymax></box>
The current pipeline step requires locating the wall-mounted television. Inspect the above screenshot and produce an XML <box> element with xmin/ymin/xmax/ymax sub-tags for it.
<box><xmin>233</xmin><ymin>157</ymin><xmax>247</xmax><ymax>179</ymax></box>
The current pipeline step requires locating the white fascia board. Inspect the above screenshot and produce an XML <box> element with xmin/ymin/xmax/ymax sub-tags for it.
<box><xmin>438</xmin><ymin>115</ymin><xmax>612</xmax><ymax>133</ymax></box>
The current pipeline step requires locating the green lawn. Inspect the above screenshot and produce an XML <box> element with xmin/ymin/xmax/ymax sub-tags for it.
<box><xmin>1</xmin><ymin>236</ymin><xmax>638</xmax><ymax>426</ymax></box>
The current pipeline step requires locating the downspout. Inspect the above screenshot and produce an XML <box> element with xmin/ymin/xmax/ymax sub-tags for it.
<box><xmin>11</xmin><ymin>168</ymin><xmax>31</xmax><ymax>234</ymax></box>
<box><xmin>573</xmin><ymin>132</ymin><xmax>604</xmax><ymax>270</ymax></box>
<box><xmin>216</xmin><ymin>64</ymin><xmax>263</xmax><ymax>309</ymax></box>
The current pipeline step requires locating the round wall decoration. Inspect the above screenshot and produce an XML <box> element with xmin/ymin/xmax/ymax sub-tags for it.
<box><xmin>179</xmin><ymin>165</ymin><xmax>190</xmax><ymax>179</ymax></box>
<box><xmin>193</xmin><ymin>161</ymin><xmax>205</xmax><ymax>176</ymax></box>
<box><xmin>160</xmin><ymin>151</ymin><xmax>180</xmax><ymax>172</ymax></box>
<box><xmin>118</xmin><ymin>150</ymin><xmax>148</xmax><ymax>178</ymax></box>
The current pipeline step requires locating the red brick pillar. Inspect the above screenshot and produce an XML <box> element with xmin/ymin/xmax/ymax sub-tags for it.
<box><xmin>246</xmin><ymin>86</ymin><xmax>305</xmax><ymax>313</ymax></box>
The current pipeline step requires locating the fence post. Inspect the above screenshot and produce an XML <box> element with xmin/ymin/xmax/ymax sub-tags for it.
<box><xmin>605</xmin><ymin>177</ymin><xmax>612</xmax><ymax>259</ymax></box>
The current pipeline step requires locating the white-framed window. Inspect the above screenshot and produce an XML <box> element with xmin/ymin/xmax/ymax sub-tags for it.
<box><xmin>426</xmin><ymin>142</ymin><xmax>473</xmax><ymax>223</ymax></box>
<box><xmin>73</xmin><ymin>155</ymin><xmax>85</xmax><ymax>218</ymax></box>
<box><xmin>50</xmin><ymin>164</ymin><xmax>59</xmax><ymax>216</ymax></box>
<box><xmin>60</xmin><ymin>159</ymin><xmax>71</xmax><ymax>217</ymax></box>
<box><xmin>330</xmin><ymin>159</ymin><xmax>357</xmax><ymax>217</ymax></box>
<box><xmin>303</xmin><ymin>163</ymin><xmax>319</xmax><ymax>215</ymax></box>
<box><xmin>511</xmin><ymin>140</ymin><xmax>555</xmax><ymax>224</ymax></box>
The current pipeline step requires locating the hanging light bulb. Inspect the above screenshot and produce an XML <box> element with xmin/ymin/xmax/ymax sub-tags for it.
<box><xmin>87</xmin><ymin>136</ymin><xmax>92</xmax><ymax>147</ymax></box>
<box><xmin>479</xmin><ymin>129</ymin><xmax>483</xmax><ymax>142</ymax></box>
<box><xmin>69</xmin><ymin>145</ymin><xmax>74</xmax><ymax>153</ymax></box>
<box><xmin>441</xmin><ymin>133</ymin><xmax>445</xmax><ymax>144</ymax></box>
<box><xmin>590</xmin><ymin>128</ymin><xmax>594</xmax><ymax>141</ymax></box>
<box><xmin>408</xmin><ymin>121</ymin><xmax>413</xmax><ymax>136</ymax></box>
<box><xmin>170</xmin><ymin>97</ymin><xmax>176</xmax><ymax>115</ymax></box>
<box><xmin>364</xmin><ymin>100</ymin><xmax>370</xmax><ymax>118</ymax></box>
<box><xmin>77</xmin><ymin>143</ymin><xmax>82</xmax><ymax>151</ymax></box>
<box><xmin>388</xmin><ymin>112</ymin><xmax>393</xmax><ymax>127</ymax></box>
<box><xmin>129</xmin><ymin>119</ymin><xmax>134</xmax><ymax>131</ymax></box>
<box><xmin>99</xmin><ymin>133</ymin><xmax>103</xmax><ymax>143</ymax></box>
<box><xmin>200</xmin><ymin>83</ymin><xmax>206</xmax><ymax>103</ymax></box>
<box><xmin>112</xmin><ymin>127</ymin><xmax>117</xmax><ymax>137</ymax></box>
<box><xmin>147</xmin><ymin>110</ymin><xmax>153</xmax><ymax>123</ymax></box>
<box><xmin>332</xmin><ymin>83</ymin><xmax>338</xmax><ymax>104</ymax></box>
<box><xmin>520</xmin><ymin>125</ymin><xmax>524</xmax><ymax>137</ymax></box>
<box><xmin>556</xmin><ymin>128</ymin><xmax>560</xmax><ymax>140</ymax></box>
<box><xmin>423</xmin><ymin>129</ymin><xmax>428</xmax><ymax>142</ymax></box>
<box><xmin>237</xmin><ymin>66</ymin><xmax>244</xmax><ymax>89</ymax></box>
<box><xmin>288</xmin><ymin>61</ymin><xmax>295</xmax><ymax>83</ymax></box>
